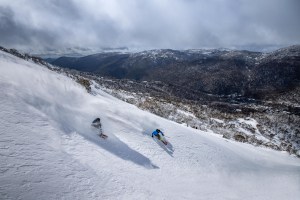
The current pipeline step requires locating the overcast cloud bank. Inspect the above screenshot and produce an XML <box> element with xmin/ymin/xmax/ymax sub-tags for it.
<box><xmin>0</xmin><ymin>0</ymin><xmax>299</xmax><ymax>53</ymax></box>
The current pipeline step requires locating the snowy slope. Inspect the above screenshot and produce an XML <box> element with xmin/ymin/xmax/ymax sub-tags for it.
<box><xmin>0</xmin><ymin>50</ymin><xmax>300</xmax><ymax>200</ymax></box>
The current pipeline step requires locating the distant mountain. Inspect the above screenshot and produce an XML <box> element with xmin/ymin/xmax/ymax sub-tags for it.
<box><xmin>31</xmin><ymin>46</ymin><xmax>130</xmax><ymax>59</ymax></box>
<box><xmin>48</xmin><ymin>45</ymin><xmax>300</xmax><ymax>98</ymax></box>
<box><xmin>43</xmin><ymin>58</ymin><xmax>57</xmax><ymax>63</ymax></box>
<box><xmin>52</xmin><ymin>53</ymin><xmax>130</xmax><ymax>78</ymax></box>
<box><xmin>248</xmin><ymin>45</ymin><xmax>300</xmax><ymax>97</ymax></box>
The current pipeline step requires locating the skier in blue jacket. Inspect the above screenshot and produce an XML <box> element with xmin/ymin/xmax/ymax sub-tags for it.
<box><xmin>152</xmin><ymin>129</ymin><xmax>167</xmax><ymax>145</ymax></box>
<box><xmin>152</xmin><ymin>129</ymin><xmax>164</xmax><ymax>140</ymax></box>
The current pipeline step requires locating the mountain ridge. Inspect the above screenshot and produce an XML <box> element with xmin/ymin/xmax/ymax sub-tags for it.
<box><xmin>49</xmin><ymin>45</ymin><xmax>300</xmax><ymax>98</ymax></box>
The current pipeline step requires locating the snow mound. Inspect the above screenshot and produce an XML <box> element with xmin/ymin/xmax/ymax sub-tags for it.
<box><xmin>1</xmin><ymin>50</ymin><xmax>300</xmax><ymax>200</ymax></box>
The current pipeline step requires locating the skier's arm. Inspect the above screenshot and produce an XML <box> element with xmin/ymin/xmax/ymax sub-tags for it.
<box><xmin>151</xmin><ymin>132</ymin><xmax>154</xmax><ymax>137</ymax></box>
<box><xmin>161</xmin><ymin>131</ymin><xmax>164</xmax><ymax>136</ymax></box>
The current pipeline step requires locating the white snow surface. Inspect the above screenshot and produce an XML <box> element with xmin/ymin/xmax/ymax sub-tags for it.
<box><xmin>1</xmin><ymin>51</ymin><xmax>300</xmax><ymax>200</ymax></box>
<box><xmin>211</xmin><ymin>118</ymin><xmax>224</xmax><ymax>124</ymax></box>
<box><xmin>237</xmin><ymin>118</ymin><xmax>258</xmax><ymax>128</ymax></box>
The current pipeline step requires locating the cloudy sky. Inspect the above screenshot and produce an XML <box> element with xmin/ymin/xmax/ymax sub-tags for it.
<box><xmin>0</xmin><ymin>0</ymin><xmax>299</xmax><ymax>53</ymax></box>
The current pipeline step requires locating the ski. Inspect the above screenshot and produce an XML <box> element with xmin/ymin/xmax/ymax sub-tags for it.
<box><xmin>99</xmin><ymin>134</ymin><xmax>108</xmax><ymax>139</ymax></box>
<box><xmin>161</xmin><ymin>140</ymin><xmax>168</xmax><ymax>145</ymax></box>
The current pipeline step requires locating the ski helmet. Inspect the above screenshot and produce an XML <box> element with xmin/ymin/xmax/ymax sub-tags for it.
<box><xmin>92</xmin><ymin>118</ymin><xmax>100</xmax><ymax>123</ymax></box>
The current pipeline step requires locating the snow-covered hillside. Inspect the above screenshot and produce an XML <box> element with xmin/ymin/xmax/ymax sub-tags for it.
<box><xmin>1</xmin><ymin>50</ymin><xmax>300</xmax><ymax>200</ymax></box>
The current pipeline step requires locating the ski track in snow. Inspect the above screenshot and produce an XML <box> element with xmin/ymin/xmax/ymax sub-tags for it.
<box><xmin>1</xmin><ymin>51</ymin><xmax>300</xmax><ymax>200</ymax></box>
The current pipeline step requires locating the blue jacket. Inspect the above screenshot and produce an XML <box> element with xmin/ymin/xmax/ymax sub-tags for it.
<box><xmin>152</xmin><ymin>130</ymin><xmax>164</xmax><ymax>137</ymax></box>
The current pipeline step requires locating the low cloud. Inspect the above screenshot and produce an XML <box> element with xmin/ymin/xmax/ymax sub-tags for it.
<box><xmin>0</xmin><ymin>0</ymin><xmax>299</xmax><ymax>52</ymax></box>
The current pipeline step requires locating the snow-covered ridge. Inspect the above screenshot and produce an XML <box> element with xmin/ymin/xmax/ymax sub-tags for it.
<box><xmin>1</xmin><ymin>50</ymin><xmax>300</xmax><ymax>199</ymax></box>
<box><xmin>46</xmin><ymin>45</ymin><xmax>299</xmax><ymax>104</ymax></box>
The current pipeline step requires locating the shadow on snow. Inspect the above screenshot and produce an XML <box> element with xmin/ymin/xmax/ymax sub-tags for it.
<box><xmin>24</xmin><ymin>98</ymin><xmax>159</xmax><ymax>169</ymax></box>
<box><xmin>153</xmin><ymin>137</ymin><xmax>174</xmax><ymax>157</ymax></box>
